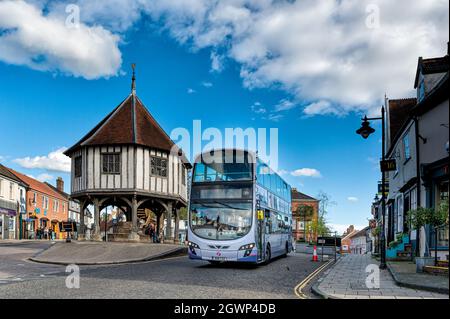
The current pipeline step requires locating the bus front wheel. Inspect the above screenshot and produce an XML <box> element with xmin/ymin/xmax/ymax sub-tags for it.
<box><xmin>264</xmin><ymin>245</ymin><xmax>271</xmax><ymax>264</ymax></box>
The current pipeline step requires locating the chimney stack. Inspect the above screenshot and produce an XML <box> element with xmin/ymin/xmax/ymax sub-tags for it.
<box><xmin>56</xmin><ymin>177</ymin><xmax>64</xmax><ymax>192</ymax></box>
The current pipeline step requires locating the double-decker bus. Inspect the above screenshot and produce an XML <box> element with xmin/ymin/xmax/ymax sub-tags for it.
<box><xmin>187</xmin><ymin>149</ymin><xmax>292</xmax><ymax>264</ymax></box>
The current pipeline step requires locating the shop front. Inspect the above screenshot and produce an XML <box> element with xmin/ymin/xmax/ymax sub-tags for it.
<box><xmin>422</xmin><ymin>157</ymin><xmax>449</xmax><ymax>260</ymax></box>
<box><xmin>0</xmin><ymin>199</ymin><xmax>18</xmax><ymax>240</ymax></box>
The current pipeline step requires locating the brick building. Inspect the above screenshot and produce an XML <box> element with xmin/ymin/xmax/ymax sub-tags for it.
<box><xmin>291</xmin><ymin>188</ymin><xmax>319</xmax><ymax>242</ymax></box>
<box><xmin>7</xmin><ymin>168</ymin><xmax>69</xmax><ymax>239</ymax></box>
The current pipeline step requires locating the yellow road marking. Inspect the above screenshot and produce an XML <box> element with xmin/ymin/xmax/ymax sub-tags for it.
<box><xmin>294</xmin><ymin>259</ymin><xmax>334</xmax><ymax>299</ymax></box>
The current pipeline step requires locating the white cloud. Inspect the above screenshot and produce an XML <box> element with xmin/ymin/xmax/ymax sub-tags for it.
<box><xmin>250</xmin><ymin>102</ymin><xmax>267</xmax><ymax>114</ymax></box>
<box><xmin>136</xmin><ymin>0</ymin><xmax>448</xmax><ymax>115</ymax></box>
<box><xmin>291</xmin><ymin>168</ymin><xmax>322</xmax><ymax>178</ymax></box>
<box><xmin>347</xmin><ymin>196</ymin><xmax>359</xmax><ymax>202</ymax></box>
<box><xmin>2</xmin><ymin>0</ymin><xmax>447</xmax><ymax>115</ymax></box>
<box><xmin>187</xmin><ymin>88</ymin><xmax>196</xmax><ymax>94</ymax></box>
<box><xmin>210</xmin><ymin>51</ymin><xmax>224</xmax><ymax>73</ymax></box>
<box><xmin>0</xmin><ymin>0</ymin><xmax>122</xmax><ymax>79</ymax></box>
<box><xmin>266</xmin><ymin>113</ymin><xmax>283</xmax><ymax>122</ymax></box>
<box><xmin>274</xmin><ymin>99</ymin><xmax>296</xmax><ymax>112</ymax></box>
<box><xmin>303</xmin><ymin>100</ymin><xmax>344</xmax><ymax>117</ymax></box>
<box><xmin>25</xmin><ymin>173</ymin><xmax>54</xmax><ymax>182</ymax></box>
<box><xmin>201</xmin><ymin>81</ymin><xmax>213</xmax><ymax>88</ymax></box>
<box><xmin>13</xmin><ymin>147</ymin><xmax>71</xmax><ymax>173</ymax></box>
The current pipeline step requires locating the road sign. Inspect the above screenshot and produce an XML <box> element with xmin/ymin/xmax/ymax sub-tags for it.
<box><xmin>59</xmin><ymin>221</ymin><xmax>77</xmax><ymax>232</ymax></box>
<box><xmin>317</xmin><ymin>236</ymin><xmax>342</xmax><ymax>247</ymax></box>
<box><xmin>257</xmin><ymin>210</ymin><xmax>264</xmax><ymax>220</ymax></box>
<box><xmin>378</xmin><ymin>182</ymin><xmax>389</xmax><ymax>193</ymax></box>
<box><xmin>380</xmin><ymin>159</ymin><xmax>396</xmax><ymax>172</ymax></box>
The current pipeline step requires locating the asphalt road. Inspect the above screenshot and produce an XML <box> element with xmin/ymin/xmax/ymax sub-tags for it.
<box><xmin>0</xmin><ymin>242</ymin><xmax>323</xmax><ymax>299</ymax></box>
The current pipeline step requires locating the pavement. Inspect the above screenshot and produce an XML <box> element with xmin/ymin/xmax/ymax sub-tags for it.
<box><xmin>29</xmin><ymin>241</ymin><xmax>187</xmax><ymax>265</ymax></box>
<box><xmin>387</xmin><ymin>260</ymin><xmax>449</xmax><ymax>294</ymax></box>
<box><xmin>313</xmin><ymin>254</ymin><xmax>449</xmax><ymax>299</ymax></box>
<box><xmin>0</xmin><ymin>242</ymin><xmax>324</xmax><ymax>299</ymax></box>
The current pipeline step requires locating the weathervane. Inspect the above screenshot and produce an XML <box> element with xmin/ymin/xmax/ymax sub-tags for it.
<box><xmin>131</xmin><ymin>63</ymin><xmax>136</xmax><ymax>94</ymax></box>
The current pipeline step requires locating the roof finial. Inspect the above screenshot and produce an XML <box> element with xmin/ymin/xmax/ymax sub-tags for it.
<box><xmin>131</xmin><ymin>63</ymin><xmax>136</xmax><ymax>94</ymax></box>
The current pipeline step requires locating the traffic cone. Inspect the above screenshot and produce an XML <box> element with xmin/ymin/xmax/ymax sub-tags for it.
<box><xmin>312</xmin><ymin>245</ymin><xmax>318</xmax><ymax>262</ymax></box>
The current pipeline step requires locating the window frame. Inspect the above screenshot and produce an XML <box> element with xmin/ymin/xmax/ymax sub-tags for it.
<box><xmin>150</xmin><ymin>155</ymin><xmax>168</xmax><ymax>178</ymax></box>
<box><xmin>74</xmin><ymin>156</ymin><xmax>82</xmax><ymax>178</ymax></box>
<box><xmin>402</xmin><ymin>134</ymin><xmax>411</xmax><ymax>162</ymax></box>
<box><xmin>101</xmin><ymin>153</ymin><xmax>121</xmax><ymax>175</ymax></box>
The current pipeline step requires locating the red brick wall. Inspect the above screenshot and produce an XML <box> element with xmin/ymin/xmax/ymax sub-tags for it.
<box><xmin>26</xmin><ymin>189</ymin><xmax>69</xmax><ymax>238</ymax></box>
<box><xmin>292</xmin><ymin>200</ymin><xmax>319</xmax><ymax>242</ymax></box>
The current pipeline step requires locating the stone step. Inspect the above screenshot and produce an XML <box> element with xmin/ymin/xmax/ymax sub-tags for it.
<box><xmin>108</xmin><ymin>233</ymin><xmax>131</xmax><ymax>240</ymax></box>
<box><xmin>397</xmin><ymin>251</ymin><xmax>412</xmax><ymax>257</ymax></box>
<box><xmin>423</xmin><ymin>265</ymin><xmax>449</xmax><ymax>276</ymax></box>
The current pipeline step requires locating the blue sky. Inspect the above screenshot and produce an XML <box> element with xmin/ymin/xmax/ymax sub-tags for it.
<box><xmin>0</xmin><ymin>0</ymin><xmax>447</xmax><ymax>233</ymax></box>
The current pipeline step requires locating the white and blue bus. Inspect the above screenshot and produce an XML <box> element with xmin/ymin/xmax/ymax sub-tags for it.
<box><xmin>187</xmin><ymin>149</ymin><xmax>292</xmax><ymax>264</ymax></box>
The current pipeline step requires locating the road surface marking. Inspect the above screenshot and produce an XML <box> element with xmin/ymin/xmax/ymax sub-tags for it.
<box><xmin>294</xmin><ymin>259</ymin><xmax>333</xmax><ymax>299</ymax></box>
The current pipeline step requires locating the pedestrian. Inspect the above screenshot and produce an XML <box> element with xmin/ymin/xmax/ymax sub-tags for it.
<box><xmin>44</xmin><ymin>227</ymin><xmax>49</xmax><ymax>240</ymax></box>
<box><xmin>48</xmin><ymin>228</ymin><xmax>52</xmax><ymax>240</ymax></box>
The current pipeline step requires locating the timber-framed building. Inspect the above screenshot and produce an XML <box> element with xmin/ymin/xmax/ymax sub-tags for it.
<box><xmin>64</xmin><ymin>66</ymin><xmax>191</xmax><ymax>242</ymax></box>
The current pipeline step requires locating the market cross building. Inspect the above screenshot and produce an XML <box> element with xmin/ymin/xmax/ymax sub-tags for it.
<box><xmin>64</xmin><ymin>66</ymin><xmax>191</xmax><ymax>242</ymax></box>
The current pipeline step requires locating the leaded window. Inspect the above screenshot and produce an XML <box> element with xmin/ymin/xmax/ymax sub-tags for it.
<box><xmin>151</xmin><ymin>156</ymin><xmax>167</xmax><ymax>177</ymax></box>
<box><xmin>102</xmin><ymin>153</ymin><xmax>121</xmax><ymax>174</ymax></box>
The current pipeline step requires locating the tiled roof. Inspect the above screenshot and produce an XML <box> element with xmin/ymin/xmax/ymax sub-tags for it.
<box><xmin>349</xmin><ymin>226</ymin><xmax>370</xmax><ymax>239</ymax></box>
<box><xmin>291</xmin><ymin>189</ymin><xmax>318</xmax><ymax>201</ymax></box>
<box><xmin>414</xmin><ymin>55</ymin><xmax>449</xmax><ymax>88</ymax></box>
<box><xmin>388</xmin><ymin>98</ymin><xmax>417</xmax><ymax>145</ymax></box>
<box><xmin>0</xmin><ymin>164</ymin><xmax>26</xmax><ymax>185</ymax></box>
<box><xmin>45</xmin><ymin>182</ymin><xmax>69</xmax><ymax>199</ymax></box>
<box><xmin>6</xmin><ymin>167</ymin><xmax>67</xmax><ymax>201</ymax></box>
<box><xmin>64</xmin><ymin>93</ymin><xmax>191</xmax><ymax>167</ymax></box>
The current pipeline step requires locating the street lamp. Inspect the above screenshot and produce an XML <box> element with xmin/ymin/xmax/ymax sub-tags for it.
<box><xmin>356</xmin><ymin>106</ymin><xmax>387</xmax><ymax>269</ymax></box>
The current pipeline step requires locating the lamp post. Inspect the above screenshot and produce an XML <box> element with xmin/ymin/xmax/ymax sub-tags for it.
<box><xmin>356</xmin><ymin>107</ymin><xmax>387</xmax><ymax>269</ymax></box>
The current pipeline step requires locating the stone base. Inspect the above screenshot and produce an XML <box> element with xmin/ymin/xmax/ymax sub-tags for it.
<box><xmin>128</xmin><ymin>231</ymin><xmax>140</xmax><ymax>241</ymax></box>
<box><xmin>91</xmin><ymin>233</ymin><xmax>102</xmax><ymax>242</ymax></box>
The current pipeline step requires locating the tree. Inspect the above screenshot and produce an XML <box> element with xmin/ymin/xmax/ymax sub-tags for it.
<box><xmin>314</xmin><ymin>191</ymin><xmax>335</xmax><ymax>236</ymax></box>
<box><xmin>407</xmin><ymin>199</ymin><xmax>449</xmax><ymax>257</ymax></box>
<box><xmin>178</xmin><ymin>207</ymin><xmax>188</xmax><ymax>220</ymax></box>
<box><xmin>296</xmin><ymin>205</ymin><xmax>314</xmax><ymax>242</ymax></box>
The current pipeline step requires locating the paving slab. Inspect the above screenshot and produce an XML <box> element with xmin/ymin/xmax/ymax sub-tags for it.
<box><xmin>312</xmin><ymin>254</ymin><xmax>449</xmax><ymax>299</ymax></box>
<box><xmin>29</xmin><ymin>241</ymin><xmax>187</xmax><ymax>265</ymax></box>
<box><xmin>387</xmin><ymin>260</ymin><xmax>449</xmax><ymax>294</ymax></box>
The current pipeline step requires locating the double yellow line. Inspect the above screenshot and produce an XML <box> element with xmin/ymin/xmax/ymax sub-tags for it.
<box><xmin>294</xmin><ymin>259</ymin><xmax>334</xmax><ymax>299</ymax></box>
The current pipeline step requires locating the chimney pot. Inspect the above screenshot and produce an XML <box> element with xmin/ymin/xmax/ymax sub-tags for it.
<box><xmin>56</xmin><ymin>177</ymin><xmax>64</xmax><ymax>192</ymax></box>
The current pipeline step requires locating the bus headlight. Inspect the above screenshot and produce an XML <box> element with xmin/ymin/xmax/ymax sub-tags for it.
<box><xmin>239</xmin><ymin>243</ymin><xmax>255</xmax><ymax>250</ymax></box>
<box><xmin>188</xmin><ymin>241</ymin><xmax>200</xmax><ymax>249</ymax></box>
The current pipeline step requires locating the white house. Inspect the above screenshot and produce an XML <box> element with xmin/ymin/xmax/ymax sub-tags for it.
<box><xmin>0</xmin><ymin>164</ymin><xmax>27</xmax><ymax>239</ymax></box>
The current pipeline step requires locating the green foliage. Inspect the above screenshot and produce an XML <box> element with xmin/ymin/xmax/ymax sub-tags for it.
<box><xmin>296</xmin><ymin>205</ymin><xmax>314</xmax><ymax>218</ymax></box>
<box><xmin>388</xmin><ymin>240</ymin><xmax>400</xmax><ymax>248</ymax></box>
<box><xmin>407</xmin><ymin>200</ymin><xmax>449</xmax><ymax>230</ymax></box>
<box><xmin>178</xmin><ymin>207</ymin><xmax>188</xmax><ymax>220</ymax></box>
<box><xmin>371</xmin><ymin>226</ymin><xmax>380</xmax><ymax>236</ymax></box>
<box><xmin>406</xmin><ymin>207</ymin><xmax>435</xmax><ymax>229</ymax></box>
